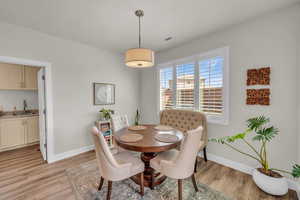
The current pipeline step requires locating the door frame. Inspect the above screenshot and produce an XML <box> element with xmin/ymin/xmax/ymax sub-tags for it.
<box><xmin>0</xmin><ymin>56</ymin><xmax>54</xmax><ymax>163</ymax></box>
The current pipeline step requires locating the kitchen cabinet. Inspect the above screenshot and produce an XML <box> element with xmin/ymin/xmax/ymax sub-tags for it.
<box><xmin>0</xmin><ymin>63</ymin><xmax>40</xmax><ymax>90</ymax></box>
<box><xmin>0</xmin><ymin>63</ymin><xmax>23</xmax><ymax>90</ymax></box>
<box><xmin>0</xmin><ymin>118</ymin><xmax>25</xmax><ymax>148</ymax></box>
<box><xmin>26</xmin><ymin>117</ymin><xmax>39</xmax><ymax>143</ymax></box>
<box><xmin>24</xmin><ymin>66</ymin><xmax>40</xmax><ymax>90</ymax></box>
<box><xmin>0</xmin><ymin>116</ymin><xmax>39</xmax><ymax>151</ymax></box>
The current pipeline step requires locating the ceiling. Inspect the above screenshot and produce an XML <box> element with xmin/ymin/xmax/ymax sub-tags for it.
<box><xmin>0</xmin><ymin>0</ymin><xmax>299</xmax><ymax>53</ymax></box>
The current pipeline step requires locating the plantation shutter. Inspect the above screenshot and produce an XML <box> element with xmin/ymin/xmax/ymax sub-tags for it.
<box><xmin>160</xmin><ymin>67</ymin><xmax>174</xmax><ymax>110</ymax></box>
<box><xmin>199</xmin><ymin>57</ymin><xmax>224</xmax><ymax>115</ymax></box>
<box><xmin>176</xmin><ymin>63</ymin><xmax>195</xmax><ymax>109</ymax></box>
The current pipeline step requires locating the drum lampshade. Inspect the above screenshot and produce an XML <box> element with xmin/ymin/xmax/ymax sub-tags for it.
<box><xmin>125</xmin><ymin>48</ymin><xmax>154</xmax><ymax>68</ymax></box>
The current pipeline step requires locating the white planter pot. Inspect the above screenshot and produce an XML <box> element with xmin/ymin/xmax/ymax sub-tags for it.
<box><xmin>252</xmin><ymin>169</ymin><xmax>288</xmax><ymax>196</ymax></box>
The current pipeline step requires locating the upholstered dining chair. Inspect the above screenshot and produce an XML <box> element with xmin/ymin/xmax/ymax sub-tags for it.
<box><xmin>160</xmin><ymin>109</ymin><xmax>208</xmax><ymax>172</ymax></box>
<box><xmin>111</xmin><ymin>114</ymin><xmax>129</xmax><ymax>132</ymax></box>
<box><xmin>111</xmin><ymin>114</ymin><xmax>129</xmax><ymax>152</ymax></box>
<box><xmin>91</xmin><ymin>127</ymin><xmax>145</xmax><ymax>200</ymax></box>
<box><xmin>150</xmin><ymin>126</ymin><xmax>204</xmax><ymax>200</ymax></box>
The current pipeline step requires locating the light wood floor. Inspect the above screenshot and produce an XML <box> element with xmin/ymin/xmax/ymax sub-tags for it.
<box><xmin>0</xmin><ymin>145</ymin><xmax>297</xmax><ymax>200</ymax></box>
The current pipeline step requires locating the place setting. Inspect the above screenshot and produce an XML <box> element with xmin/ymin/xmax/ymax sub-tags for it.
<box><xmin>118</xmin><ymin>125</ymin><xmax>148</xmax><ymax>143</ymax></box>
<box><xmin>154</xmin><ymin>125</ymin><xmax>173</xmax><ymax>131</ymax></box>
<box><xmin>154</xmin><ymin>133</ymin><xmax>179</xmax><ymax>143</ymax></box>
<box><xmin>154</xmin><ymin>125</ymin><xmax>179</xmax><ymax>143</ymax></box>
<box><xmin>128</xmin><ymin>125</ymin><xmax>147</xmax><ymax>131</ymax></box>
<box><xmin>119</xmin><ymin>133</ymin><xmax>144</xmax><ymax>143</ymax></box>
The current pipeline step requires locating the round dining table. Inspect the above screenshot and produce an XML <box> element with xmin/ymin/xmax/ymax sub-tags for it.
<box><xmin>114</xmin><ymin>124</ymin><xmax>184</xmax><ymax>188</ymax></box>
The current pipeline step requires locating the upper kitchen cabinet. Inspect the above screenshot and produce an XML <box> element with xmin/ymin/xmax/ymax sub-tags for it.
<box><xmin>24</xmin><ymin>66</ymin><xmax>40</xmax><ymax>90</ymax></box>
<box><xmin>0</xmin><ymin>63</ymin><xmax>40</xmax><ymax>90</ymax></box>
<box><xmin>0</xmin><ymin>63</ymin><xmax>23</xmax><ymax>90</ymax></box>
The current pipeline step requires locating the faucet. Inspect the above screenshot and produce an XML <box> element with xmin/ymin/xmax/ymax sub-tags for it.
<box><xmin>23</xmin><ymin>100</ymin><xmax>28</xmax><ymax>112</ymax></box>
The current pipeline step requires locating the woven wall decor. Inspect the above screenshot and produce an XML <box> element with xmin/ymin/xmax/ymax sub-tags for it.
<box><xmin>247</xmin><ymin>67</ymin><xmax>270</xmax><ymax>86</ymax></box>
<box><xmin>246</xmin><ymin>89</ymin><xmax>270</xmax><ymax>105</ymax></box>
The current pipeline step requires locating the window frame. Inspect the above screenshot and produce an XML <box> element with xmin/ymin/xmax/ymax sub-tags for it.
<box><xmin>157</xmin><ymin>47</ymin><xmax>230</xmax><ymax>125</ymax></box>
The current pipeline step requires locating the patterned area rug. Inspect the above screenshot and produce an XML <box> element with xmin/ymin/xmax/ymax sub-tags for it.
<box><xmin>66</xmin><ymin>160</ymin><xmax>232</xmax><ymax>200</ymax></box>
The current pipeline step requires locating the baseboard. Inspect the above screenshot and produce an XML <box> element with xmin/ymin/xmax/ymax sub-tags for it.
<box><xmin>48</xmin><ymin>145</ymin><xmax>95</xmax><ymax>163</ymax></box>
<box><xmin>198</xmin><ymin>152</ymin><xmax>300</xmax><ymax>193</ymax></box>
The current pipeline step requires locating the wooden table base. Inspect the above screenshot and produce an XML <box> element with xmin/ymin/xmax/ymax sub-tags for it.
<box><xmin>131</xmin><ymin>152</ymin><xmax>167</xmax><ymax>188</ymax></box>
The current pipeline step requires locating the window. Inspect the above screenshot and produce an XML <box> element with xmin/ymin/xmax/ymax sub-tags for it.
<box><xmin>160</xmin><ymin>67</ymin><xmax>173</xmax><ymax>110</ymax></box>
<box><xmin>158</xmin><ymin>47</ymin><xmax>229</xmax><ymax>125</ymax></box>
<box><xmin>199</xmin><ymin>57</ymin><xmax>223</xmax><ymax>115</ymax></box>
<box><xmin>176</xmin><ymin>63</ymin><xmax>195</xmax><ymax>109</ymax></box>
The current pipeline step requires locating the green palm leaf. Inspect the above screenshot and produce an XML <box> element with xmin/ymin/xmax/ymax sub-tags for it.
<box><xmin>292</xmin><ymin>164</ymin><xmax>300</xmax><ymax>178</ymax></box>
<box><xmin>253</xmin><ymin>126</ymin><xmax>278</xmax><ymax>142</ymax></box>
<box><xmin>247</xmin><ymin>116</ymin><xmax>269</xmax><ymax>131</ymax></box>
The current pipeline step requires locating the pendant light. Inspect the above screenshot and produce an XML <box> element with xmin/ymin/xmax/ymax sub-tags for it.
<box><xmin>125</xmin><ymin>10</ymin><xmax>154</xmax><ymax>68</ymax></box>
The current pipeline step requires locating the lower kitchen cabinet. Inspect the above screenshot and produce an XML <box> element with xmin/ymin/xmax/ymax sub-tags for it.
<box><xmin>26</xmin><ymin>117</ymin><xmax>39</xmax><ymax>143</ymax></box>
<box><xmin>0</xmin><ymin>116</ymin><xmax>39</xmax><ymax>151</ymax></box>
<box><xmin>0</xmin><ymin>118</ymin><xmax>25</xmax><ymax>149</ymax></box>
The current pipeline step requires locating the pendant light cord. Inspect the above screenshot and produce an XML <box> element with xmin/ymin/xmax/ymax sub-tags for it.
<box><xmin>135</xmin><ymin>10</ymin><xmax>144</xmax><ymax>48</ymax></box>
<box><xmin>138</xmin><ymin>15</ymin><xmax>141</xmax><ymax>48</ymax></box>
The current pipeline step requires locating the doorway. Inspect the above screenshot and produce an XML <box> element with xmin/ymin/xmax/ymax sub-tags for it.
<box><xmin>0</xmin><ymin>56</ymin><xmax>54</xmax><ymax>162</ymax></box>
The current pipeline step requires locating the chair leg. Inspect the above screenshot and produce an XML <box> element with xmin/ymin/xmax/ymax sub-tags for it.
<box><xmin>98</xmin><ymin>177</ymin><xmax>104</xmax><ymax>191</ymax></box>
<box><xmin>106</xmin><ymin>181</ymin><xmax>112</xmax><ymax>200</ymax></box>
<box><xmin>194</xmin><ymin>158</ymin><xmax>198</xmax><ymax>173</ymax></box>
<box><xmin>191</xmin><ymin>174</ymin><xmax>199</xmax><ymax>192</ymax></box>
<box><xmin>203</xmin><ymin>147</ymin><xmax>208</xmax><ymax>162</ymax></box>
<box><xmin>151</xmin><ymin>170</ymin><xmax>155</xmax><ymax>190</ymax></box>
<box><xmin>178</xmin><ymin>179</ymin><xmax>182</xmax><ymax>200</ymax></box>
<box><xmin>140</xmin><ymin>172</ymin><xmax>144</xmax><ymax>196</ymax></box>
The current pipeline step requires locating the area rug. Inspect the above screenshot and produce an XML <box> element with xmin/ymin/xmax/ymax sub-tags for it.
<box><xmin>66</xmin><ymin>160</ymin><xmax>232</xmax><ymax>200</ymax></box>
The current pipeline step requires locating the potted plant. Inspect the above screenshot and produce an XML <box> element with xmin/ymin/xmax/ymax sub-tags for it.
<box><xmin>99</xmin><ymin>109</ymin><xmax>114</xmax><ymax>121</ymax></box>
<box><xmin>210</xmin><ymin>116</ymin><xmax>300</xmax><ymax>195</ymax></box>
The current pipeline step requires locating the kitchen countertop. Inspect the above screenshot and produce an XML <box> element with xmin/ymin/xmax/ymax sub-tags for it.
<box><xmin>0</xmin><ymin>110</ymin><xmax>39</xmax><ymax>120</ymax></box>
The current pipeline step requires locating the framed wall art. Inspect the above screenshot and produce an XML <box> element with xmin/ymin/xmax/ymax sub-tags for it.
<box><xmin>93</xmin><ymin>83</ymin><xmax>115</xmax><ymax>105</ymax></box>
<box><xmin>246</xmin><ymin>89</ymin><xmax>270</xmax><ymax>105</ymax></box>
<box><xmin>247</xmin><ymin>67</ymin><xmax>270</xmax><ymax>86</ymax></box>
<box><xmin>246</xmin><ymin>66</ymin><xmax>271</xmax><ymax>106</ymax></box>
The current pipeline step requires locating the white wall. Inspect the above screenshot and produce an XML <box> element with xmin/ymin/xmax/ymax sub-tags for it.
<box><xmin>140</xmin><ymin>5</ymin><xmax>300</xmax><ymax>171</ymax></box>
<box><xmin>298</xmin><ymin>15</ymin><xmax>300</xmax><ymax>164</ymax></box>
<box><xmin>0</xmin><ymin>22</ymin><xmax>140</xmax><ymax>155</ymax></box>
<box><xmin>0</xmin><ymin>90</ymin><xmax>38</xmax><ymax>111</ymax></box>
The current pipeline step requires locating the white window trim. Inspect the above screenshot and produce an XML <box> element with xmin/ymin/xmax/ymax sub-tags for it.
<box><xmin>157</xmin><ymin>47</ymin><xmax>230</xmax><ymax>125</ymax></box>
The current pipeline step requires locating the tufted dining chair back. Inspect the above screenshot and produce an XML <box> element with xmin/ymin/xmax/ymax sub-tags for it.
<box><xmin>91</xmin><ymin>126</ymin><xmax>145</xmax><ymax>199</ymax></box>
<box><xmin>159</xmin><ymin>126</ymin><xmax>204</xmax><ymax>179</ymax></box>
<box><xmin>111</xmin><ymin>114</ymin><xmax>129</xmax><ymax>132</ymax></box>
<box><xmin>91</xmin><ymin>127</ymin><xmax>120</xmax><ymax>180</ymax></box>
<box><xmin>91</xmin><ymin>126</ymin><xmax>137</xmax><ymax>181</ymax></box>
<box><xmin>160</xmin><ymin>109</ymin><xmax>208</xmax><ymax>151</ymax></box>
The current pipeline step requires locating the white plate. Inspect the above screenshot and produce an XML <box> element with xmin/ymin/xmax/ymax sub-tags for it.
<box><xmin>154</xmin><ymin>125</ymin><xmax>173</xmax><ymax>131</ymax></box>
<box><xmin>155</xmin><ymin>134</ymin><xmax>179</xmax><ymax>143</ymax></box>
